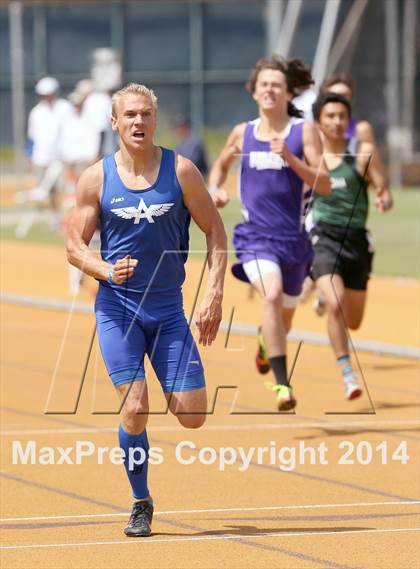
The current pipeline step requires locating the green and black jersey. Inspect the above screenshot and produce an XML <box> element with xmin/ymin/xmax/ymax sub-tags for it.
<box><xmin>313</xmin><ymin>147</ymin><xmax>369</xmax><ymax>229</ymax></box>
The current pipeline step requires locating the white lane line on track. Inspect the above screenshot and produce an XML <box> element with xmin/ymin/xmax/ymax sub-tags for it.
<box><xmin>1</xmin><ymin>418</ymin><xmax>419</xmax><ymax>436</ymax></box>
<box><xmin>1</xmin><ymin>500</ymin><xmax>419</xmax><ymax>523</ymax></box>
<box><xmin>1</xmin><ymin>527</ymin><xmax>419</xmax><ymax>550</ymax></box>
<box><xmin>3</xmin><ymin>291</ymin><xmax>419</xmax><ymax>359</ymax></box>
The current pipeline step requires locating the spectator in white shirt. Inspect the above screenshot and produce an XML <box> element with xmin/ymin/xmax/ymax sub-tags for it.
<box><xmin>25</xmin><ymin>77</ymin><xmax>72</xmax><ymax>226</ymax></box>
<box><xmin>60</xmin><ymin>84</ymin><xmax>102</xmax><ymax>296</ymax></box>
<box><xmin>59</xmin><ymin>89</ymin><xmax>101</xmax><ymax>172</ymax></box>
<box><xmin>27</xmin><ymin>77</ymin><xmax>72</xmax><ymax>170</ymax></box>
<box><xmin>293</xmin><ymin>85</ymin><xmax>317</xmax><ymax>122</ymax></box>
<box><xmin>73</xmin><ymin>78</ymin><xmax>119</xmax><ymax>157</ymax></box>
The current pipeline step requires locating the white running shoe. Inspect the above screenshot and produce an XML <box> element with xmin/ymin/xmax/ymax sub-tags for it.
<box><xmin>344</xmin><ymin>377</ymin><xmax>362</xmax><ymax>400</ymax></box>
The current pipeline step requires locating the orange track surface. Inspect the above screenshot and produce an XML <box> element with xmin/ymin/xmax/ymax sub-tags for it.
<box><xmin>1</xmin><ymin>241</ymin><xmax>419</xmax><ymax>568</ymax></box>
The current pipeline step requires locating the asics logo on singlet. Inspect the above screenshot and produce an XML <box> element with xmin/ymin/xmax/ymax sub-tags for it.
<box><xmin>111</xmin><ymin>198</ymin><xmax>174</xmax><ymax>224</ymax></box>
<box><xmin>110</xmin><ymin>197</ymin><xmax>125</xmax><ymax>204</ymax></box>
<box><xmin>249</xmin><ymin>151</ymin><xmax>288</xmax><ymax>171</ymax></box>
<box><xmin>331</xmin><ymin>177</ymin><xmax>347</xmax><ymax>189</ymax></box>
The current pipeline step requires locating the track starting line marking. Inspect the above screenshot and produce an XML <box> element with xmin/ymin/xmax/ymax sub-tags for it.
<box><xmin>1</xmin><ymin>292</ymin><xmax>419</xmax><ymax>359</ymax></box>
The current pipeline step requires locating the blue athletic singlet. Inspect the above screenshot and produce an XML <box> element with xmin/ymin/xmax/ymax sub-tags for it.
<box><xmin>100</xmin><ymin>148</ymin><xmax>190</xmax><ymax>293</ymax></box>
<box><xmin>95</xmin><ymin>148</ymin><xmax>205</xmax><ymax>393</ymax></box>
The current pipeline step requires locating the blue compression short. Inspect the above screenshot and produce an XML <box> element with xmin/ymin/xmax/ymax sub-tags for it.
<box><xmin>95</xmin><ymin>284</ymin><xmax>205</xmax><ymax>393</ymax></box>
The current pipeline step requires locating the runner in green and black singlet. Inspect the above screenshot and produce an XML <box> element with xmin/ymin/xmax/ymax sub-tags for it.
<box><xmin>313</xmin><ymin>151</ymin><xmax>368</xmax><ymax>229</ymax></box>
<box><xmin>311</xmin><ymin>92</ymin><xmax>392</xmax><ymax>401</ymax></box>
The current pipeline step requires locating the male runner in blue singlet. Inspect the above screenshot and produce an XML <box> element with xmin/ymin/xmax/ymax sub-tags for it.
<box><xmin>67</xmin><ymin>83</ymin><xmax>227</xmax><ymax>537</ymax></box>
<box><xmin>209</xmin><ymin>56</ymin><xmax>330</xmax><ymax>411</ymax></box>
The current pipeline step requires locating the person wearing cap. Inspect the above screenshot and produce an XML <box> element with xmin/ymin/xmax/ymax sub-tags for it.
<box><xmin>26</xmin><ymin>77</ymin><xmax>72</xmax><ymax>224</ymax></box>
<box><xmin>28</xmin><ymin>77</ymin><xmax>72</xmax><ymax>171</ymax></box>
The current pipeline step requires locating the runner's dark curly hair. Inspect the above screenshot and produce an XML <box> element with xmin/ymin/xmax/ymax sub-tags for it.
<box><xmin>246</xmin><ymin>55</ymin><xmax>313</xmax><ymax>118</ymax></box>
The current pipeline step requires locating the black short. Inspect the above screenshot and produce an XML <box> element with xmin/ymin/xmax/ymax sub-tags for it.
<box><xmin>310</xmin><ymin>223</ymin><xmax>374</xmax><ymax>291</ymax></box>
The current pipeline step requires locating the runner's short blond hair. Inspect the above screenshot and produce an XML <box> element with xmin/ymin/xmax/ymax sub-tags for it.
<box><xmin>111</xmin><ymin>83</ymin><xmax>158</xmax><ymax>117</ymax></box>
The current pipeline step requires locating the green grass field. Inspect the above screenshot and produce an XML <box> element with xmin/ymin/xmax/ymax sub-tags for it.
<box><xmin>1</xmin><ymin>188</ymin><xmax>419</xmax><ymax>279</ymax></box>
<box><xmin>367</xmin><ymin>188</ymin><xmax>420</xmax><ymax>277</ymax></box>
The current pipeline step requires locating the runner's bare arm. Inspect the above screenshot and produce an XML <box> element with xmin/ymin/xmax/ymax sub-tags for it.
<box><xmin>358</xmin><ymin>141</ymin><xmax>392</xmax><ymax>213</ymax></box>
<box><xmin>66</xmin><ymin>162</ymin><xmax>138</xmax><ymax>283</ymax></box>
<box><xmin>271</xmin><ymin>122</ymin><xmax>330</xmax><ymax>196</ymax></box>
<box><xmin>355</xmin><ymin>120</ymin><xmax>376</xmax><ymax>144</ymax></box>
<box><xmin>208</xmin><ymin>122</ymin><xmax>246</xmax><ymax>208</ymax></box>
<box><xmin>177</xmin><ymin>155</ymin><xmax>228</xmax><ymax>346</ymax></box>
<box><xmin>356</xmin><ymin>120</ymin><xmax>388</xmax><ymax>189</ymax></box>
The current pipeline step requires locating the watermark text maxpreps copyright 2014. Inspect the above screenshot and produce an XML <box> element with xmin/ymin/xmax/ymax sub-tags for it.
<box><xmin>11</xmin><ymin>439</ymin><xmax>409</xmax><ymax>472</ymax></box>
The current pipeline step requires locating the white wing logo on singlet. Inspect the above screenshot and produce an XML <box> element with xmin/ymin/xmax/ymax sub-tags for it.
<box><xmin>111</xmin><ymin>198</ymin><xmax>174</xmax><ymax>224</ymax></box>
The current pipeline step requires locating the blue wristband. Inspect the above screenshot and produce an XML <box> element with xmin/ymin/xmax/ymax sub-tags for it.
<box><xmin>108</xmin><ymin>268</ymin><xmax>114</xmax><ymax>284</ymax></box>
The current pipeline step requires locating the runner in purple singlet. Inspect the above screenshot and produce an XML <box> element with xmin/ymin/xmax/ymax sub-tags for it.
<box><xmin>209</xmin><ymin>55</ymin><xmax>330</xmax><ymax>411</ymax></box>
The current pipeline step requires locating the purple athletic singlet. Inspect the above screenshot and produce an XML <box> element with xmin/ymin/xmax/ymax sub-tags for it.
<box><xmin>345</xmin><ymin>117</ymin><xmax>357</xmax><ymax>140</ymax></box>
<box><xmin>232</xmin><ymin>118</ymin><xmax>312</xmax><ymax>294</ymax></box>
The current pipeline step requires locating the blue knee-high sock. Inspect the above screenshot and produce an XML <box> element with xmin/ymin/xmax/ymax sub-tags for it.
<box><xmin>118</xmin><ymin>425</ymin><xmax>150</xmax><ymax>500</ymax></box>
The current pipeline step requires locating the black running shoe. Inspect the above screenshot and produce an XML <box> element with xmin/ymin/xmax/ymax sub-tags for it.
<box><xmin>124</xmin><ymin>499</ymin><xmax>153</xmax><ymax>537</ymax></box>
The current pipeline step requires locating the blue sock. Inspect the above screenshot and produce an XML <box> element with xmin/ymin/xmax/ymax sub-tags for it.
<box><xmin>118</xmin><ymin>425</ymin><xmax>150</xmax><ymax>500</ymax></box>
